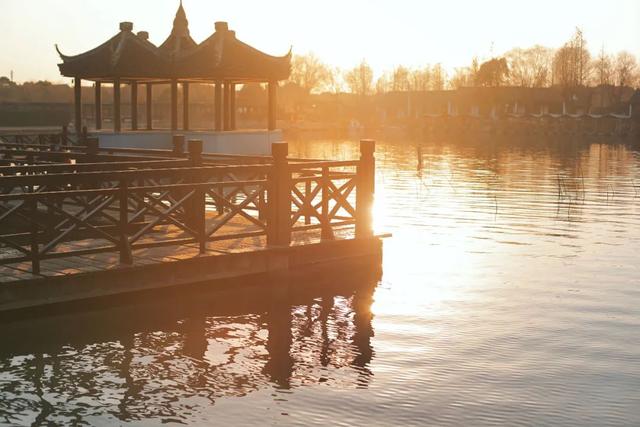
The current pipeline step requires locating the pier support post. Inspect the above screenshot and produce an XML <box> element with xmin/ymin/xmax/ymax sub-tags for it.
<box><xmin>188</xmin><ymin>139</ymin><xmax>206</xmax><ymax>253</ymax></box>
<box><xmin>74</xmin><ymin>77</ymin><xmax>82</xmax><ymax>135</ymax></box>
<box><xmin>230</xmin><ymin>83</ymin><xmax>236</xmax><ymax>130</ymax></box>
<box><xmin>172</xmin><ymin>134</ymin><xmax>185</xmax><ymax>157</ymax></box>
<box><xmin>214</xmin><ymin>82</ymin><xmax>222</xmax><ymax>131</ymax></box>
<box><xmin>95</xmin><ymin>82</ymin><xmax>102</xmax><ymax>130</ymax></box>
<box><xmin>113</xmin><ymin>79</ymin><xmax>121</xmax><ymax>133</ymax></box>
<box><xmin>119</xmin><ymin>179</ymin><xmax>133</xmax><ymax>265</ymax></box>
<box><xmin>61</xmin><ymin>125</ymin><xmax>68</xmax><ymax>146</ymax></box>
<box><xmin>171</xmin><ymin>79</ymin><xmax>178</xmax><ymax>131</ymax></box>
<box><xmin>268</xmin><ymin>80</ymin><xmax>277</xmax><ymax>131</ymax></box>
<box><xmin>131</xmin><ymin>81</ymin><xmax>138</xmax><ymax>131</ymax></box>
<box><xmin>183</xmin><ymin>82</ymin><xmax>190</xmax><ymax>131</ymax></box>
<box><xmin>321</xmin><ymin>166</ymin><xmax>334</xmax><ymax>240</ymax></box>
<box><xmin>267</xmin><ymin>142</ymin><xmax>291</xmax><ymax>246</ymax></box>
<box><xmin>146</xmin><ymin>83</ymin><xmax>153</xmax><ymax>130</ymax></box>
<box><xmin>356</xmin><ymin>139</ymin><xmax>375</xmax><ymax>239</ymax></box>
<box><xmin>85</xmin><ymin>137</ymin><xmax>99</xmax><ymax>162</ymax></box>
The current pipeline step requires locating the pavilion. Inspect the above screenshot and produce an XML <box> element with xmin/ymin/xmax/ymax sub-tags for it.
<box><xmin>56</xmin><ymin>2</ymin><xmax>291</xmax><ymax>152</ymax></box>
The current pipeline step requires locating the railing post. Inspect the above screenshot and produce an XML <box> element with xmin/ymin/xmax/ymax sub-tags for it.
<box><xmin>85</xmin><ymin>136</ymin><xmax>99</xmax><ymax>162</ymax></box>
<box><xmin>119</xmin><ymin>178</ymin><xmax>133</xmax><ymax>265</ymax></box>
<box><xmin>321</xmin><ymin>166</ymin><xmax>334</xmax><ymax>240</ymax></box>
<box><xmin>29</xmin><ymin>188</ymin><xmax>40</xmax><ymax>275</ymax></box>
<box><xmin>188</xmin><ymin>139</ymin><xmax>206</xmax><ymax>253</ymax></box>
<box><xmin>267</xmin><ymin>142</ymin><xmax>291</xmax><ymax>246</ymax></box>
<box><xmin>81</xmin><ymin>126</ymin><xmax>88</xmax><ymax>144</ymax></box>
<box><xmin>61</xmin><ymin>125</ymin><xmax>68</xmax><ymax>146</ymax></box>
<box><xmin>356</xmin><ymin>139</ymin><xmax>375</xmax><ymax>239</ymax></box>
<box><xmin>172</xmin><ymin>134</ymin><xmax>185</xmax><ymax>157</ymax></box>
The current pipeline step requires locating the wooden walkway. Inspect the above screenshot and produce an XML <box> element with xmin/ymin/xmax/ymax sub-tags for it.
<box><xmin>0</xmin><ymin>214</ymin><xmax>355</xmax><ymax>283</ymax></box>
<box><xmin>0</xmin><ymin>134</ymin><xmax>379</xmax><ymax>312</ymax></box>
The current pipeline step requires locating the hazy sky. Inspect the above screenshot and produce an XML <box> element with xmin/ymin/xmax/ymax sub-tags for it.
<box><xmin>1</xmin><ymin>0</ymin><xmax>639</xmax><ymax>83</ymax></box>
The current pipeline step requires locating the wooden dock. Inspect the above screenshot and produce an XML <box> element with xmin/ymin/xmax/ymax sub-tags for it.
<box><xmin>0</xmin><ymin>132</ymin><xmax>383</xmax><ymax>312</ymax></box>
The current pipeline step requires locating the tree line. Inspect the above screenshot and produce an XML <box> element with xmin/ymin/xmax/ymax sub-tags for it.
<box><xmin>289</xmin><ymin>28</ymin><xmax>640</xmax><ymax>95</ymax></box>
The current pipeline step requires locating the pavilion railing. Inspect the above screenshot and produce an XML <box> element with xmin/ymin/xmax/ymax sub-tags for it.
<box><xmin>0</xmin><ymin>140</ymin><xmax>376</xmax><ymax>275</ymax></box>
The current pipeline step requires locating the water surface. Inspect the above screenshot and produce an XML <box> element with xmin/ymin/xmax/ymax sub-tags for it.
<box><xmin>1</xmin><ymin>137</ymin><xmax>639</xmax><ymax>426</ymax></box>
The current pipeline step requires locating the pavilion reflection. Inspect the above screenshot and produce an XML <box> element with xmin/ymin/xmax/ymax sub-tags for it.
<box><xmin>0</xmin><ymin>266</ymin><xmax>379</xmax><ymax>425</ymax></box>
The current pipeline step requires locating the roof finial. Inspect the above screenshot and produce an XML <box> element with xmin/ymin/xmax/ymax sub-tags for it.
<box><xmin>172</xmin><ymin>0</ymin><xmax>189</xmax><ymax>37</ymax></box>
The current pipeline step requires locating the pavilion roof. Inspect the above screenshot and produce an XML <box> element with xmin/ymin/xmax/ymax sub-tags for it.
<box><xmin>56</xmin><ymin>2</ymin><xmax>290</xmax><ymax>82</ymax></box>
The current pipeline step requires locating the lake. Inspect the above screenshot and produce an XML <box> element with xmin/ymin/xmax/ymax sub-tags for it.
<box><xmin>1</xmin><ymin>136</ymin><xmax>639</xmax><ymax>426</ymax></box>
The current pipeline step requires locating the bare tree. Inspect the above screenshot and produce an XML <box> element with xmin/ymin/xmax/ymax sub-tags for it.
<box><xmin>553</xmin><ymin>28</ymin><xmax>591</xmax><ymax>87</ymax></box>
<box><xmin>591</xmin><ymin>45</ymin><xmax>614</xmax><ymax>86</ymax></box>
<box><xmin>345</xmin><ymin>60</ymin><xmax>374</xmax><ymax>96</ymax></box>
<box><xmin>506</xmin><ymin>45</ymin><xmax>553</xmax><ymax>87</ymax></box>
<box><xmin>289</xmin><ymin>53</ymin><xmax>332</xmax><ymax>94</ymax></box>
<box><xmin>430</xmin><ymin>64</ymin><xmax>446</xmax><ymax>90</ymax></box>
<box><xmin>614</xmin><ymin>51</ymin><xmax>637</xmax><ymax>87</ymax></box>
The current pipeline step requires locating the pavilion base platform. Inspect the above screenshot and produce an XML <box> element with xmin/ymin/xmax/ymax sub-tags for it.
<box><xmin>0</xmin><ymin>217</ymin><xmax>385</xmax><ymax>313</ymax></box>
<box><xmin>94</xmin><ymin>129</ymin><xmax>283</xmax><ymax>155</ymax></box>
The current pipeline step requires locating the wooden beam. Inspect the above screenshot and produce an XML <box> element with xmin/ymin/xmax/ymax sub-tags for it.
<box><xmin>74</xmin><ymin>78</ymin><xmax>82</xmax><ymax>134</ymax></box>
<box><xmin>95</xmin><ymin>82</ymin><xmax>102</xmax><ymax>130</ymax></box>
<box><xmin>183</xmin><ymin>82</ymin><xmax>190</xmax><ymax>131</ymax></box>
<box><xmin>268</xmin><ymin>81</ymin><xmax>277</xmax><ymax>131</ymax></box>
<box><xmin>113</xmin><ymin>79</ymin><xmax>121</xmax><ymax>133</ymax></box>
<box><xmin>214</xmin><ymin>82</ymin><xmax>222</xmax><ymax>132</ymax></box>
<box><xmin>223</xmin><ymin>82</ymin><xmax>230</xmax><ymax>131</ymax></box>
<box><xmin>171</xmin><ymin>79</ymin><xmax>178</xmax><ymax>131</ymax></box>
<box><xmin>146</xmin><ymin>83</ymin><xmax>153</xmax><ymax>130</ymax></box>
<box><xmin>230</xmin><ymin>83</ymin><xmax>236</xmax><ymax>130</ymax></box>
<box><xmin>131</xmin><ymin>82</ymin><xmax>138</xmax><ymax>131</ymax></box>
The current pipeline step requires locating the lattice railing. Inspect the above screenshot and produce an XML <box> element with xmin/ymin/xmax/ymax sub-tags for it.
<box><xmin>0</xmin><ymin>139</ymin><xmax>376</xmax><ymax>274</ymax></box>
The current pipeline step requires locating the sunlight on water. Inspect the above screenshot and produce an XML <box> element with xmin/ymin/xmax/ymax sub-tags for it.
<box><xmin>0</xmin><ymin>137</ymin><xmax>639</xmax><ymax>426</ymax></box>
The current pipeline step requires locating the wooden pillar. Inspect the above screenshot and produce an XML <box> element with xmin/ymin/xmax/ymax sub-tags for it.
<box><xmin>74</xmin><ymin>77</ymin><xmax>82</xmax><ymax>134</ymax></box>
<box><xmin>230</xmin><ymin>83</ymin><xmax>236</xmax><ymax>130</ymax></box>
<box><xmin>356</xmin><ymin>139</ymin><xmax>375</xmax><ymax>238</ymax></box>
<box><xmin>171</xmin><ymin>79</ymin><xmax>178</xmax><ymax>131</ymax></box>
<box><xmin>113</xmin><ymin>79</ymin><xmax>121</xmax><ymax>133</ymax></box>
<box><xmin>146</xmin><ymin>83</ymin><xmax>153</xmax><ymax>130</ymax></box>
<box><xmin>214</xmin><ymin>82</ymin><xmax>222</xmax><ymax>131</ymax></box>
<box><xmin>95</xmin><ymin>82</ymin><xmax>102</xmax><ymax>130</ymax></box>
<box><xmin>223</xmin><ymin>81</ymin><xmax>231</xmax><ymax>131</ymax></box>
<box><xmin>183</xmin><ymin>82</ymin><xmax>190</xmax><ymax>131</ymax></box>
<box><xmin>268</xmin><ymin>80</ymin><xmax>277</xmax><ymax>131</ymax></box>
<box><xmin>267</xmin><ymin>142</ymin><xmax>291</xmax><ymax>246</ymax></box>
<box><xmin>130</xmin><ymin>81</ymin><xmax>138</xmax><ymax>131</ymax></box>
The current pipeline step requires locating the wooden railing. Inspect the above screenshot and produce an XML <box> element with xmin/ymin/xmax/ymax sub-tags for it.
<box><xmin>0</xmin><ymin>140</ymin><xmax>376</xmax><ymax>274</ymax></box>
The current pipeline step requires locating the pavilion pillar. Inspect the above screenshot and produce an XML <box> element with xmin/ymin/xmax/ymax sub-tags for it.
<box><xmin>171</xmin><ymin>79</ymin><xmax>178</xmax><ymax>131</ymax></box>
<box><xmin>230</xmin><ymin>83</ymin><xmax>236</xmax><ymax>130</ymax></box>
<box><xmin>223</xmin><ymin>81</ymin><xmax>231</xmax><ymax>131</ymax></box>
<box><xmin>268</xmin><ymin>80</ymin><xmax>277</xmax><ymax>131</ymax></box>
<box><xmin>74</xmin><ymin>77</ymin><xmax>82</xmax><ymax>134</ymax></box>
<box><xmin>113</xmin><ymin>79</ymin><xmax>121</xmax><ymax>133</ymax></box>
<box><xmin>214</xmin><ymin>82</ymin><xmax>222</xmax><ymax>132</ymax></box>
<box><xmin>183</xmin><ymin>82</ymin><xmax>190</xmax><ymax>131</ymax></box>
<box><xmin>131</xmin><ymin>81</ymin><xmax>138</xmax><ymax>131</ymax></box>
<box><xmin>95</xmin><ymin>82</ymin><xmax>102</xmax><ymax>130</ymax></box>
<box><xmin>146</xmin><ymin>83</ymin><xmax>153</xmax><ymax>130</ymax></box>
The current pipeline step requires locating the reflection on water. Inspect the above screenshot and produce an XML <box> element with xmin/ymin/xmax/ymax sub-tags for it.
<box><xmin>1</xmin><ymin>136</ymin><xmax>640</xmax><ymax>426</ymax></box>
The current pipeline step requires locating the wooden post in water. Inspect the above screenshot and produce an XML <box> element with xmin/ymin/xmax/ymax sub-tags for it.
<box><xmin>188</xmin><ymin>139</ymin><xmax>206</xmax><ymax>253</ymax></box>
<box><xmin>356</xmin><ymin>139</ymin><xmax>375</xmax><ymax>239</ymax></box>
<box><xmin>267</xmin><ymin>142</ymin><xmax>291</xmax><ymax>246</ymax></box>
